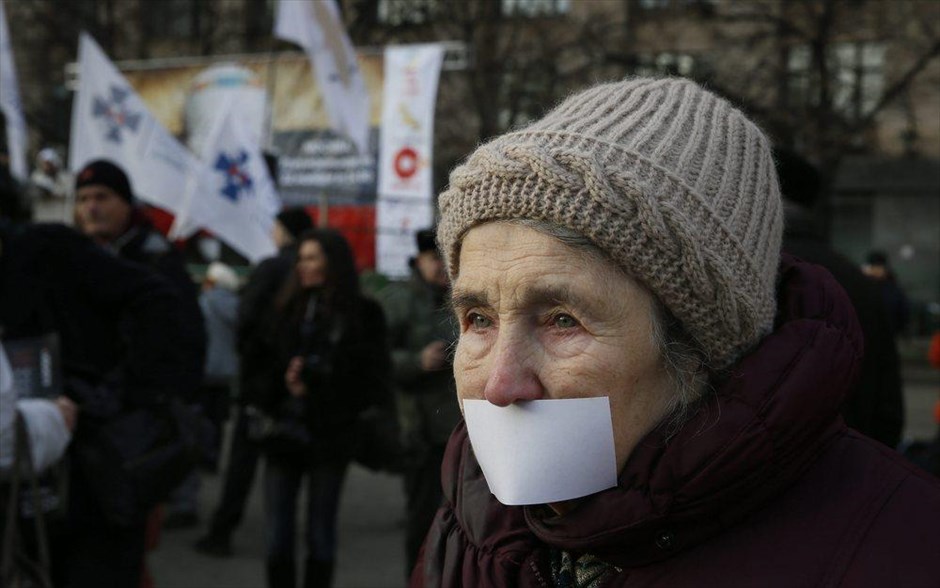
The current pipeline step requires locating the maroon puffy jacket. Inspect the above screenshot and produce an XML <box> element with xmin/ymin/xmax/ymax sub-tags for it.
<box><xmin>413</xmin><ymin>256</ymin><xmax>940</xmax><ymax>587</ymax></box>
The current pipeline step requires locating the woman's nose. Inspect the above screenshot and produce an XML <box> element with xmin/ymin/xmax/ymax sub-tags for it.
<box><xmin>482</xmin><ymin>331</ymin><xmax>544</xmax><ymax>407</ymax></box>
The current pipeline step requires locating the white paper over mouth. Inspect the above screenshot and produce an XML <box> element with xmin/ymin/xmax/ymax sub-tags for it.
<box><xmin>463</xmin><ymin>397</ymin><xmax>618</xmax><ymax>506</ymax></box>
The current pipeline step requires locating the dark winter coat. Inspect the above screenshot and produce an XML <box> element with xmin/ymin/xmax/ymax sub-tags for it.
<box><xmin>237</xmin><ymin>245</ymin><xmax>297</xmax><ymax>407</ymax></box>
<box><xmin>784</xmin><ymin>203</ymin><xmax>904</xmax><ymax>448</ymax></box>
<box><xmin>379</xmin><ymin>270</ymin><xmax>461</xmax><ymax>449</ymax></box>
<box><xmin>109</xmin><ymin>213</ymin><xmax>206</xmax><ymax>401</ymax></box>
<box><xmin>874</xmin><ymin>278</ymin><xmax>911</xmax><ymax>336</ymax></box>
<box><xmin>413</xmin><ymin>255</ymin><xmax>940</xmax><ymax>587</ymax></box>
<box><xmin>0</xmin><ymin>223</ymin><xmax>185</xmax><ymax>411</ymax></box>
<box><xmin>262</xmin><ymin>292</ymin><xmax>391</xmax><ymax>465</ymax></box>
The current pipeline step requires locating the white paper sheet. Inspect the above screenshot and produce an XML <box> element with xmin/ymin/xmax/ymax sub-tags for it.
<box><xmin>463</xmin><ymin>398</ymin><xmax>618</xmax><ymax>506</ymax></box>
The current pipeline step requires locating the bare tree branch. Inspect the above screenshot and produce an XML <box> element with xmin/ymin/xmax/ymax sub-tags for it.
<box><xmin>857</xmin><ymin>39</ymin><xmax>940</xmax><ymax>131</ymax></box>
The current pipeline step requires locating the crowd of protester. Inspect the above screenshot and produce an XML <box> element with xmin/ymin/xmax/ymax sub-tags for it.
<box><xmin>0</xmin><ymin>150</ymin><xmax>460</xmax><ymax>588</ymax></box>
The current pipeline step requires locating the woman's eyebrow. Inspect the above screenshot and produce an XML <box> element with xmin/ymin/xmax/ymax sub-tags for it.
<box><xmin>450</xmin><ymin>289</ymin><xmax>489</xmax><ymax>313</ymax></box>
<box><xmin>450</xmin><ymin>284</ymin><xmax>589</xmax><ymax>313</ymax></box>
<box><xmin>518</xmin><ymin>285</ymin><xmax>587</xmax><ymax>309</ymax></box>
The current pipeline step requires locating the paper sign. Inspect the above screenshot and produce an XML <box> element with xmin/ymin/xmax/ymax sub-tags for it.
<box><xmin>376</xmin><ymin>44</ymin><xmax>444</xmax><ymax>278</ymax></box>
<box><xmin>463</xmin><ymin>397</ymin><xmax>618</xmax><ymax>506</ymax></box>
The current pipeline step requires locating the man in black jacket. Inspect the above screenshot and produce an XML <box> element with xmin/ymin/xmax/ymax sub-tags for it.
<box><xmin>73</xmin><ymin>159</ymin><xmax>206</xmax><ymax>400</ymax></box>
<box><xmin>0</xmin><ymin>219</ymin><xmax>188</xmax><ymax>588</ymax></box>
<box><xmin>195</xmin><ymin>207</ymin><xmax>313</xmax><ymax>557</ymax></box>
<box><xmin>778</xmin><ymin>149</ymin><xmax>904</xmax><ymax>448</ymax></box>
<box><xmin>73</xmin><ymin>160</ymin><xmax>209</xmax><ymax>537</ymax></box>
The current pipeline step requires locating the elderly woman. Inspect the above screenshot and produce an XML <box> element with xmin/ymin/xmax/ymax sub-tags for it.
<box><xmin>412</xmin><ymin>78</ymin><xmax>940</xmax><ymax>587</ymax></box>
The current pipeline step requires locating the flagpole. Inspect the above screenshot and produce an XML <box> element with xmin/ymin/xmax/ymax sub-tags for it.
<box><xmin>168</xmin><ymin>161</ymin><xmax>202</xmax><ymax>240</ymax></box>
<box><xmin>263</xmin><ymin>49</ymin><xmax>279</xmax><ymax>151</ymax></box>
<box><xmin>63</xmin><ymin>186</ymin><xmax>75</xmax><ymax>225</ymax></box>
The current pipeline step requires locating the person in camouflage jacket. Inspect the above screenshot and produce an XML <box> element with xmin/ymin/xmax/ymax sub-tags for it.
<box><xmin>379</xmin><ymin>229</ymin><xmax>462</xmax><ymax>576</ymax></box>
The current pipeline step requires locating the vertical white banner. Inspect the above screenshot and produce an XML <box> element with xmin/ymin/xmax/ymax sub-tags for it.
<box><xmin>0</xmin><ymin>0</ymin><xmax>28</xmax><ymax>181</ymax></box>
<box><xmin>376</xmin><ymin>198</ymin><xmax>435</xmax><ymax>276</ymax></box>
<box><xmin>376</xmin><ymin>44</ymin><xmax>444</xmax><ymax>278</ymax></box>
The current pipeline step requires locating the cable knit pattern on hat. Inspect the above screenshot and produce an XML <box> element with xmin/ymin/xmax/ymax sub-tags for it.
<box><xmin>438</xmin><ymin>77</ymin><xmax>783</xmax><ymax>367</ymax></box>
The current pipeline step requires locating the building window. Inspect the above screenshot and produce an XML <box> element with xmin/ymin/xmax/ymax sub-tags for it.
<box><xmin>787</xmin><ymin>42</ymin><xmax>886</xmax><ymax>120</ymax></box>
<box><xmin>377</xmin><ymin>0</ymin><xmax>569</xmax><ymax>24</ymax></box>
<box><xmin>501</xmin><ymin>0</ymin><xmax>571</xmax><ymax>17</ymax></box>
<box><xmin>638</xmin><ymin>0</ymin><xmax>671</xmax><ymax>8</ymax></box>
<box><xmin>377</xmin><ymin>0</ymin><xmax>438</xmax><ymax>25</ymax></box>
<box><xmin>637</xmin><ymin>0</ymin><xmax>718</xmax><ymax>10</ymax></box>
<box><xmin>636</xmin><ymin>52</ymin><xmax>697</xmax><ymax>77</ymax></box>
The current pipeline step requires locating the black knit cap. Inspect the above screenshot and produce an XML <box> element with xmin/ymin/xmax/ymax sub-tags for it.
<box><xmin>276</xmin><ymin>207</ymin><xmax>314</xmax><ymax>239</ymax></box>
<box><xmin>75</xmin><ymin>159</ymin><xmax>134</xmax><ymax>204</ymax></box>
<box><xmin>415</xmin><ymin>228</ymin><xmax>437</xmax><ymax>254</ymax></box>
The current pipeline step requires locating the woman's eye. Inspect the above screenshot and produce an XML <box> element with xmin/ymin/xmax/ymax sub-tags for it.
<box><xmin>551</xmin><ymin>313</ymin><xmax>579</xmax><ymax>329</ymax></box>
<box><xmin>468</xmin><ymin>313</ymin><xmax>492</xmax><ymax>329</ymax></box>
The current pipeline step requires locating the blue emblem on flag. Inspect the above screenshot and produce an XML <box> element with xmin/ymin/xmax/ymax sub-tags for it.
<box><xmin>215</xmin><ymin>151</ymin><xmax>253</xmax><ymax>202</ymax></box>
<box><xmin>92</xmin><ymin>86</ymin><xmax>142</xmax><ymax>143</ymax></box>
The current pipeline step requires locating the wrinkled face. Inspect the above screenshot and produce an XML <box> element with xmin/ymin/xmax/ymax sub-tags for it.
<box><xmin>75</xmin><ymin>185</ymin><xmax>131</xmax><ymax>242</ymax></box>
<box><xmin>297</xmin><ymin>239</ymin><xmax>328</xmax><ymax>288</ymax></box>
<box><xmin>451</xmin><ymin>222</ymin><xmax>672</xmax><ymax>475</ymax></box>
<box><xmin>416</xmin><ymin>250</ymin><xmax>448</xmax><ymax>288</ymax></box>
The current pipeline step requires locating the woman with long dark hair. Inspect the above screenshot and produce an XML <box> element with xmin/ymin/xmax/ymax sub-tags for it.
<box><xmin>259</xmin><ymin>228</ymin><xmax>389</xmax><ymax>588</ymax></box>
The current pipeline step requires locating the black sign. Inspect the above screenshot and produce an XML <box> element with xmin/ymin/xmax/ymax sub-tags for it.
<box><xmin>274</xmin><ymin>129</ymin><xmax>379</xmax><ymax>207</ymax></box>
<box><xmin>4</xmin><ymin>333</ymin><xmax>62</xmax><ymax>399</ymax></box>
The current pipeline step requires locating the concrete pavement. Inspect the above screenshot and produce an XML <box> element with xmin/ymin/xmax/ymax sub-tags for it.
<box><xmin>149</xmin><ymin>463</ymin><xmax>407</xmax><ymax>588</ymax></box>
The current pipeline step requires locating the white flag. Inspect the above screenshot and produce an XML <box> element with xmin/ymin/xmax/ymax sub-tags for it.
<box><xmin>171</xmin><ymin>100</ymin><xmax>279</xmax><ymax>263</ymax></box>
<box><xmin>69</xmin><ymin>32</ymin><xmax>199</xmax><ymax>218</ymax></box>
<box><xmin>69</xmin><ymin>33</ymin><xmax>276</xmax><ymax>263</ymax></box>
<box><xmin>275</xmin><ymin>0</ymin><xmax>371</xmax><ymax>154</ymax></box>
<box><xmin>0</xmin><ymin>0</ymin><xmax>28</xmax><ymax>181</ymax></box>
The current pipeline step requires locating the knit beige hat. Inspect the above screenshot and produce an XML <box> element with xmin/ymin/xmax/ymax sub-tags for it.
<box><xmin>438</xmin><ymin>77</ymin><xmax>783</xmax><ymax>368</ymax></box>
